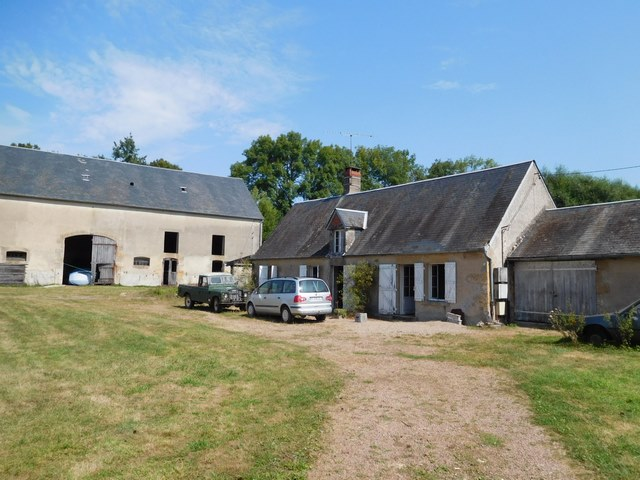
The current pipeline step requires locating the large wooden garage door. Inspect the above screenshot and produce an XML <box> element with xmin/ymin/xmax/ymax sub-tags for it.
<box><xmin>513</xmin><ymin>260</ymin><xmax>597</xmax><ymax>323</ymax></box>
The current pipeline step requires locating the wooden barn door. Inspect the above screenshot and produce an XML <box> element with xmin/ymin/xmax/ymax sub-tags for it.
<box><xmin>513</xmin><ymin>260</ymin><xmax>597</xmax><ymax>323</ymax></box>
<box><xmin>91</xmin><ymin>236</ymin><xmax>116</xmax><ymax>284</ymax></box>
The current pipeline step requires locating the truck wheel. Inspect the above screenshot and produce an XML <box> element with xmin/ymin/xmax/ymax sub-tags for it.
<box><xmin>184</xmin><ymin>294</ymin><xmax>193</xmax><ymax>309</ymax></box>
<box><xmin>584</xmin><ymin>326</ymin><xmax>610</xmax><ymax>346</ymax></box>
<box><xmin>210</xmin><ymin>296</ymin><xmax>222</xmax><ymax>313</ymax></box>
<box><xmin>281</xmin><ymin>306</ymin><xmax>292</xmax><ymax>323</ymax></box>
<box><xmin>247</xmin><ymin>302</ymin><xmax>256</xmax><ymax>318</ymax></box>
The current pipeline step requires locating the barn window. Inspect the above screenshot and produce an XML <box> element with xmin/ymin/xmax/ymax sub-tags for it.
<box><xmin>164</xmin><ymin>232</ymin><xmax>179</xmax><ymax>253</ymax></box>
<box><xmin>430</xmin><ymin>262</ymin><xmax>456</xmax><ymax>303</ymax></box>
<box><xmin>133</xmin><ymin>257</ymin><xmax>150</xmax><ymax>266</ymax></box>
<box><xmin>212</xmin><ymin>260</ymin><xmax>224</xmax><ymax>272</ymax></box>
<box><xmin>211</xmin><ymin>235</ymin><xmax>225</xmax><ymax>255</ymax></box>
<box><xmin>6</xmin><ymin>251</ymin><xmax>27</xmax><ymax>261</ymax></box>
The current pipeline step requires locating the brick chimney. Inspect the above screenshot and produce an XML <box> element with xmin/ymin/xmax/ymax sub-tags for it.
<box><xmin>343</xmin><ymin>166</ymin><xmax>361</xmax><ymax>194</ymax></box>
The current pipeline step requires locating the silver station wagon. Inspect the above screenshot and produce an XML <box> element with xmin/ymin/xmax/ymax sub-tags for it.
<box><xmin>246</xmin><ymin>277</ymin><xmax>333</xmax><ymax>322</ymax></box>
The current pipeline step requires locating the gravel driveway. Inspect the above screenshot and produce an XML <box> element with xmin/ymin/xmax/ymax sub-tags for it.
<box><xmin>206</xmin><ymin>313</ymin><xmax>583</xmax><ymax>480</ymax></box>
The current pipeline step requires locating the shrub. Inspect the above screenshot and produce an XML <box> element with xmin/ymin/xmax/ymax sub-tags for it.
<box><xmin>347</xmin><ymin>262</ymin><xmax>376</xmax><ymax>314</ymax></box>
<box><xmin>548</xmin><ymin>308</ymin><xmax>585</xmax><ymax>343</ymax></box>
<box><xmin>617</xmin><ymin>307</ymin><xmax>636</xmax><ymax>348</ymax></box>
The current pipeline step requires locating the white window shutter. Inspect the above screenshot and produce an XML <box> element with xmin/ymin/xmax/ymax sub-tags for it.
<box><xmin>258</xmin><ymin>265</ymin><xmax>268</xmax><ymax>285</ymax></box>
<box><xmin>414</xmin><ymin>263</ymin><xmax>425</xmax><ymax>301</ymax></box>
<box><xmin>270</xmin><ymin>265</ymin><xmax>278</xmax><ymax>278</ymax></box>
<box><xmin>378</xmin><ymin>264</ymin><xmax>397</xmax><ymax>315</ymax></box>
<box><xmin>445</xmin><ymin>262</ymin><xmax>456</xmax><ymax>303</ymax></box>
<box><xmin>299</xmin><ymin>265</ymin><xmax>307</xmax><ymax>277</ymax></box>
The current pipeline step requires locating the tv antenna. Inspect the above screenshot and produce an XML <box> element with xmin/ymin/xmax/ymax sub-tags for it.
<box><xmin>340</xmin><ymin>131</ymin><xmax>373</xmax><ymax>153</ymax></box>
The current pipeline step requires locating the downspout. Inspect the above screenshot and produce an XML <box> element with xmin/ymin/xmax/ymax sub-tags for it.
<box><xmin>484</xmin><ymin>244</ymin><xmax>494</xmax><ymax>322</ymax></box>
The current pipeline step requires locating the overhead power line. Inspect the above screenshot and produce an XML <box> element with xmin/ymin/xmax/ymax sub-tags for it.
<box><xmin>574</xmin><ymin>164</ymin><xmax>640</xmax><ymax>175</ymax></box>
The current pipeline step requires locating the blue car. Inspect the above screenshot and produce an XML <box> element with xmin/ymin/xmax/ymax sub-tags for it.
<box><xmin>582</xmin><ymin>299</ymin><xmax>640</xmax><ymax>346</ymax></box>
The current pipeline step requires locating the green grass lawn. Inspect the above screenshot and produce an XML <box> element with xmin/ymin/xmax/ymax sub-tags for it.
<box><xmin>0</xmin><ymin>286</ymin><xmax>341</xmax><ymax>479</ymax></box>
<box><xmin>414</xmin><ymin>328</ymin><xmax>640</xmax><ymax>480</ymax></box>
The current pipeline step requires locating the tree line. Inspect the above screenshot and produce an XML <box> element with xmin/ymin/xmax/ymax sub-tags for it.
<box><xmin>12</xmin><ymin>135</ymin><xmax>182</xmax><ymax>170</ymax></box>
<box><xmin>13</xmin><ymin>132</ymin><xmax>640</xmax><ymax>240</ymax></box>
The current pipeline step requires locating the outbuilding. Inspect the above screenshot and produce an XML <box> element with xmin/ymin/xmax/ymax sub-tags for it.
<box><xmin>0</xmin><ymin>145</ymin><xmax>263</xmax><ymax>286</ymax></box>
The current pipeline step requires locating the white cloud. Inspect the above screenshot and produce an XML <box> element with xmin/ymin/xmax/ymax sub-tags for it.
<box><xmin>2</xmin><ymin>2</ymin><xmax>307</xmax><ymax>150</ymax></box>
<box><xmin>427</xmin><ymin>80</ymin><xmax>461</xmax><ymax>90</ymax></box>
<box><xmin>467</xmin><ymin>82</ymin><xmax>496</xmax><ymax>93</ymax></box>
<box><xmin>426</xmin><ymin>80</ymin><xmax>497</xmax><ymax>93</ymax></box>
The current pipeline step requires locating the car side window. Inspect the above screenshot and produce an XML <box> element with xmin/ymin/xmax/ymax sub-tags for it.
<box><xmin>258</xmin><ymin>281</ymin><xmax>271</xmax><ymax>294</ymax></box>
<box><xmin>270</xmin><ymin>280</ymin><xmax>284</xmax><ymax>294</ymax></box>
<box><xmin>283</xmin><ymin>280</ymin><xmax>296</xmax><ymax>294</ymax></box>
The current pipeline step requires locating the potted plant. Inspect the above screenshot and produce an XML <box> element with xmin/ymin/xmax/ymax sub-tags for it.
<box><xmin>347</xmin><ymin>262</ymin><xmax>376</xmax><ymax>322</ymax></box>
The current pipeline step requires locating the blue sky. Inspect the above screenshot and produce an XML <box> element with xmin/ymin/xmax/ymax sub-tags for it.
<box><xmin>1</xmin><ymin>0</ymin><xmax>640</xmax><ymax>186</ymax></box>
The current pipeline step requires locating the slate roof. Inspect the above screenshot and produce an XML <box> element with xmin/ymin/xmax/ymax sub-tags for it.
<box><xmin>509</xmin><ymin>200</ymin><xmax>640</xmax><ymax>260</ymax></box>
<box><xmin>253</xmin><ymin>161</ymin><xmax>535</xmax><ymax>260</ymax></box>
<box><xmin>327</xmin><ymin>208</ymin><xmax>368</xmax><ymax>230</ymax></box>
<box><xmin>0</xmin><ymin>145</ymin><xmax>262</xmax><ymax>220</ymax></box>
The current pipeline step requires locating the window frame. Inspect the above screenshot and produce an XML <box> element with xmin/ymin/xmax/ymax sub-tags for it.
<box><xmin>164</xmin><ymin>231</ymin><xmax>179</xmax><ymax>254</ymax></box>
<box><xmin>133</xmin><ymin>256</ymin><xmax>150</xmax><ymax>266</ymax></box>
<box><xmin>211</xmin><ymin>235</ymin><xmax>225</xmax><ymax>255</ymax></box>
<box><xmin>333</xmin><ymin>230</ymin><xmax>345</xmax><ymax>254</ymax></box>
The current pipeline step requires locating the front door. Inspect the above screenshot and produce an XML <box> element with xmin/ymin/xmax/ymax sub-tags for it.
<box><xmin>163</xmin><ymin>258</ymin><xmax>178</xmax><ymax>286</ymax></box>
<box><xmin>401</xmin><ymin>264</ymin><xmax>415</xmax><ymax>315</ymax></box>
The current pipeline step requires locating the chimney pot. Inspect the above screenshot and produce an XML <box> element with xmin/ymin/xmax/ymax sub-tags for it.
<box><xmin>343</xmin><ymin>167</ymin><xmax>361</xmax><ymax>194</ymax></box>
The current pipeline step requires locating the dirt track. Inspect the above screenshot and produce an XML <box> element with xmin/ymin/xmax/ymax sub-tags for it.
<box><xmin>203</xmin><ymin>312</ymin><xmax>583</xmax><ymax>479</ymax></box>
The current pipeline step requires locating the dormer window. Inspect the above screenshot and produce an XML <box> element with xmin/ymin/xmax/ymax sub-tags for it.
<box><xmin>333</xmin><ymin>230</ymin><xmax>345</xmax><ymax>254</ymax></box>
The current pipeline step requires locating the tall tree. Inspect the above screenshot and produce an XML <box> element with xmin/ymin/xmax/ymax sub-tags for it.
<box><xmin>149</xmin><ymin>158</ymin><xmax>182</xmax><ymax>170</ymax></box>
<box><xmin>426</xmin><ymin>155</ymin><xmax>497</xmax><ymax>178</ymax></box>
<box><xmin>11</xmin><ymin>142</ymin><xmax>40</xmax><ymax>149</ymax></box>
<box><xmin>542</xmin><ymin>166</ymin><xmax>640</xmax><ymax>207</ymax></box>
<box><xmin>230</xmin><ymin>132</ymin><xmax>430</xmax><ymax>239</ymax></box>
<box><xmin>356</xmin><ymin>146</ymin><xmax>427</xmax><ymax>190</ymax></box>
<box><xmin>112</xmin><ymin>134</ymin><xmax>147</xmax><ymax>165</ymax></box>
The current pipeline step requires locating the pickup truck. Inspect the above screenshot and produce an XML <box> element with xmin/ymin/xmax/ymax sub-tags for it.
<box><xmin>177</xmin><ymin>273</ymin><xmax>248</xmax><ymax>312</ymax></box>
<box><xmin>582</xmin><ymin>299</ymin><xmax>640</xmax><ymax>346</ymax></box>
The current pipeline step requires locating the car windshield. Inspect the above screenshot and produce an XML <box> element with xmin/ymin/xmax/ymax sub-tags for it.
<box><xmin>299</xmin><ymin>279</ymin><xmax>329</xmax><ymax>293</ymax></box>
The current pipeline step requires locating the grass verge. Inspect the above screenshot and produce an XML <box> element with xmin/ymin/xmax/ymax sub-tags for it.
<box><xmin>0</xmin><ymin>286</ymin><xmax>341</xmax><ymax>479</ymax></box>
<box><xmin>418</xmin><ymin>328</ymin><xmax>640</xmax><ymax>480</ymax></box>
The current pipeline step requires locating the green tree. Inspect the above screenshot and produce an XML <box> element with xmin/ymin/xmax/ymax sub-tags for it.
<box><xmin>251</xmin><ymin>188</ymin><xmax>282</xmax><ymax>241</ymax></box>
<box><xmin>426</xmin><ymin>155</ymin><xmax>498</xmax><ymax>179</ymax></box>
<box><xmin>11</xmin><ymin>142</ymin><xmax>40</xmax><ymax>149</ymax></box>
<box><xmin>299</xmin><ymin>144</ymin><xmax>353</xmax><ymax>200</ymax></box>
<box><xmin>356</xmin><ymin>146</ymin><xmax>427</xmax><ymax>190</ymax></box>
<box><xmin>149</xmin><ymin>158</ymin><xmax>182</xmax><ymax>170</ymax></box>
<box><xmin>112</xmin><ymin>134</ymin><xmax>147</xmax><ymax>165</ymax></box>
<box><xmin>542</xmin><ymin>166</ymin><xmax>640</xmax><ymax>207</ymax></box>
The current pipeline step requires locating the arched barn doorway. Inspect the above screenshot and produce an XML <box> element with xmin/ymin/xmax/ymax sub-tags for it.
<box><xmin>63</xmin><ymin>235</ymin><xmax>116</xmax><ymax>285</ymax></box>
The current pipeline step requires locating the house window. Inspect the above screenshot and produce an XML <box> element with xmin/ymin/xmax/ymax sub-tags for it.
<box><xmin>333</xmin><ymin>230</ymin><xmax>345</xmax><ymax>254</ymax></box>
<box><xmin>430</xmin><ymin>262</ymin><xmax>456</xmax><ymax>303</ymax></box>
<box><xmin>164</xmin><ymin>232</ymin><xmax>179</xmax><ymax>253</ymax></box>
<box><xmin>133</xmin><ymin>256</ymin><xmax>150</xmax><ymax>266</ymax></box>
<box><xmin>212</xmin><ymin>260</ymin><xmax>224</xmax><ymax>272</ymax></box>
<box><xmin>6</xmin><ymin>251</ymin><xmax>27</xmax><ymax>261</ymax></box>
<box><xmin>212</xmin><ymin>235</ymin><xmax>225</xmax><ymax>255</ymax></box>
<box><xmin>308</xmin><ymin>266</ymin><xmax>320</xmax><ymax>278</ymax></box>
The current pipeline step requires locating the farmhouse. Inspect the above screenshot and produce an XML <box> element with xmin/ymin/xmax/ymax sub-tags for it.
<box><xmin>0</xmin><ymin>145</ymin><xmax>262</xmax><ymax>286</ymax></box>
<box><xmin>251</xmin><ymin>162</ymin><xmax>554</xmax><ymax>325</ymax></box>
<box><xmin>508</xmin><ymin>199</ymin><xmax>640</xmax><ymax>323</ymax></box>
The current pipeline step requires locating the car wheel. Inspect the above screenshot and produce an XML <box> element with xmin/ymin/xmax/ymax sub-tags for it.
<box><xmin>247</xmin><ymin>302</ymin><xmax>256</xmax><ymax>318</ymax></box>
<box><xmin>584</xmin><ymin>326</ymin><xmax>610</xmax><ymax>346</ymax></box>
<box><xmin>210</xmin><ymin>296</ymin><xmax>222</xmax><ymax>313</ymax></box>
<box><xmin>281</xmin><ymin>306</ymin><xmax>292</xmax><ymax>323</ymax></box>
<box><xmin>316</xmin><ymin>314</ymin><xmax>326</xmax><ymax>322</ymax></box>
<box><xmin>184</xmin><ymin>294</ymin><xmax>193</xmax><ymax>309</ymax></box>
